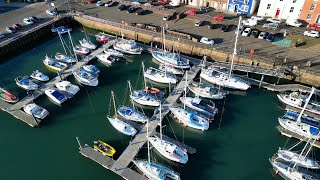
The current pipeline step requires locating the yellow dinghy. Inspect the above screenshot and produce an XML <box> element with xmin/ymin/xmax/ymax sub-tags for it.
<box><xmin>93</xmin><ymin>140</ymin><xmax>116</xmax><ymax>157</ymax></box>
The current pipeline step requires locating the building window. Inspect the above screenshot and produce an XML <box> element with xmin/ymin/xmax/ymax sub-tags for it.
<box><xmin>310</xmin><ymin>4</ymin><xmax>316</xmax><ymax>11</ymax></box>
<box><xmin>241</xmin><ymin>5</ymin><xmax>249</xmax><ymax>11</ymax></box>
<box><xmin>232</xmin><ymin>0</ymin><xmax>237</xmax><ymax>2</ymax></box>
<box><xmin>244</xmin><ymin>0</ymin><xmax>249</xmax><ymax>4</ymax></box>
<box><xmin>293</xmin><ymin>0</ymin><xmax>296</xmax><ymax>2</ymax></box>
<box><xmin>267</xmin><ymin>4</ymin><xmax>271</xmax><ymax>9</ymax></box>
<box><xmin>290</xmin><ymin>7</ymin><xmax>294</xmax><ymax>13</ymax></box>
<box><xmin>307</xmin><ymin>14</ymin><xmax>312</xmax><ymax>20</ymax></box>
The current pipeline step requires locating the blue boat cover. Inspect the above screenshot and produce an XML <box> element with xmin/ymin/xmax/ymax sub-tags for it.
<box><xmin>125</xmin><ymin>109</ymin><xmax>133</xmax><ymax>116</ymax></box>
<box><xmin>52</xmin><ymin>91</ymin><xmax>65</xmax><ymax>101</ymax></box>
<box><xmin>310</xmin><ymin>126</ymin><xmax>319</xmax><ymax>136</ymax></box>
<box><xmin>21</xmin><ymin>77</ymin><xmax>29</xmax><ymax>85</ymax></box>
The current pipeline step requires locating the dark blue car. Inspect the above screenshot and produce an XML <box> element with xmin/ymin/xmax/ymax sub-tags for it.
<box><xmin>266</xmin><ymin>33</ymin><xmax>274</xmax><ymax>42</ymax></box>
<box><xmin>118</xmin><ymin>4</ymin><xmax>126</xmax><ymax>11</ymax></box>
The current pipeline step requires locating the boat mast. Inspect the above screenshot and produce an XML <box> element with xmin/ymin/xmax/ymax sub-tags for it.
<box><xmin>58</xmin><ymin>32</ymin><xmax>68</xmax><ymax>56</ymax></box>
<box><xmin>159</xmin><ymin>103</ymin><xmax>162</xmax><ymax>141</ymax></box>
<box><xmin>228</xmin><ymin>16</ymin><xmax>242</xmax><ymax>79</ymax></box>
<box><xmin>184</xmin><ymin>71</ymin><xmax>188</xmax><ymax>110</ymax></box>
<box><xmin>147</xmin><ymin>107</ymin><xmax>150</xmax><ymax>163</ymax></box>
<box><xmin>297</xmin><ymin>87</ymin><xmax>315</xmax><ymax>123</ymax></box>
<box><xmin>163</xmin><ymin>26</ymin><xmax>166</xmax><ymax>53</ymax></box>
<box><xmin>67</xmin><ymin>31</ymin><xmax>78</xmax><ymax>62</ymax></box>
<box><xmin>142</xmin><ymin>62</ymin><xmax>147</xmax><ymax>88</ymax></box>
<box><xmin>128</xmin><ymin>80</ymin><xmax>133</xmax><ymax>97</ymax></box>
<box><xmin>111</xmin><ymin>91</ymin><xmax>117</xmax><ymax>118</ymax></box>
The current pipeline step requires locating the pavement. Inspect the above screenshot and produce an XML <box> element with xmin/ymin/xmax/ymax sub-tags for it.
<box><xmin>0</xmin><ymin>0</ymin><xmax>319</xmax><ymax>75</ymax></box>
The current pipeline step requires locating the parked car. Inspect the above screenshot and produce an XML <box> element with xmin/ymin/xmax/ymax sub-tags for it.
<box><xmin>169</xmin><ymin>1</ymin><xmax>179</xmax><ymax>6</ymax></box>
<box><xmin>242</xmin><ymin>27</ymin><xmax>251</xmax><ymax>36</ymax></box>
<box><xmin>185</xmin><ymin>10</ymin><xmax>196</xmax><ymax>16</ymax></box>
<box><xmin>96</xmin><ymin>1</ymin><xmax>105</xmax><ymax>6</ymax></box>
<box><xmin>286</xmin><ymin>19</ymin><xmax>302</xmax><ymax>27</ymax></box>
<box><xmin>221</xmin><ymin>24</ymin><xmax>228</xmax><ymax>32</ymax></box>
<box><xmin>199</xmin><ymin>7</ymin><xmax>208</xmax><ymax>13</ymax></box>
<box><xmin>307</xmin><ymin>23</ymin><xmax>320</xmax><ymax>30</ymax></box>
<box><xmin>267</xmin><ymin>18</ymin><xmax>281</xmax><ymax>24</ymax></box>
<box><xmin>266</xmin><ymin>33</ymin><xmax>275</xmax><ymax>42</ymax></box>
<box><xmin>46</xmin><ymin>9</ymin><xmax>57</xmax><ymax>15</ymax></box>
<box><xmin>87</xmin><ymin>0</ymin><xmax>98</xmax><ymax>4</ymax></box>
<box><xmin>207</xmin><ymin>24</ymin><xmax>213</xmax><ymax>29</ymax></box>
<box><xmin>118</xmin><ymin>4</ymin><xmax>126</xmax><ymax>11</ymax></box>
<box><xmin>263</xmin><ymin>23</ymin><xmax>279</xmax><ymax>30</ymax></box>
<box><xmin>12</xmin><ymin>23</ymin><xmax>23</xmax><ymax>30</ymax></box>
<box><xmin>131</xmin><ymin>1</ymin><xmax>140</xmax><ymax>5</ymax></box>
<box><xmin>6</xmin><ymin>26</ymin><xmax>16</xmax><ymax>33</ymax></box>
<box><xmin>163</xmin><ymin>14</ymin><xmax>171</xmax><ymax>21</ymax></box>
<box><xmin>303</xmin><ymin>31</ymin><xmax>320</xmax><ymax>38</ymax></box>
<box><xmin>235</xmin><ymin>25</ymin><xmax>244</xmax><ymax>34</ymax></box>
<box><xmin>0</xmin><ymin>32</ymin><xmax>5</xmax><ymax>39</ymax></box>
<box><xmin>242</xmin><ymin>18</ymin><xmax>257</xmax><ymax>26</ymax></box>
<box><xmin>258</xmin><ymin>31</ymin><xmax>268</xmax><ymax>39</ymax></box>
<box><xmin>250</xmin><ymin>29</ymin><xmax>260</xmax><ymax>38</ymax></box>
<box><xmin>127</xmin><ymin>6</ymin><xmax>135</xmax><ymax>13</ymax></box>
<box><xmin>195</xmin><ymin>21</ymin><xmax>204</xmax><ymax>27</ymax></box>
<box><xmin>200</xmin><ymin>37</ymin><xmax>214</xmax><ymax>45</ymax></box>
<box><xmin>23</xmin><ymin>18</ymin><xmax>34</xmax><ymax>25</ymax></box>
<box><xmin>30</xmin><ymin>16</ymin><xmax>40</xmax><ymax>23</ymax></box>
<box><xmin>136</xmin><ymin>8</ymin><xmax>144</xmax><ymax>15</ymax></box>
<box><xmin>144</xmin><ymin>2</ymin><xmax>152</xmax><ymax>7</ymax></box>
<box><xmin>105</xmin><ymin>1</ymin><xmax>114</xmax><ymax>6</ymax></box>
<box><xmin>158</xmin><ymin>0</ymin><xmax>167</xmax><ymax>5</ymax></box>
<box><xmin>213</xmin><ymin>14</ymin><xmax>224</xmax><ymax>21</ymax></box>
<box><xmin>251</xmin><ymin>16</ymin><xmax>264</xmax><ymax>21</ymax></box>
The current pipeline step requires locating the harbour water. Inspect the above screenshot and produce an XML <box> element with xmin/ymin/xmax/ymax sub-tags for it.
<box><xmin>0</xmin><ymin>29</ymin><xmax>317</xmax><ymax>180</ymax></box>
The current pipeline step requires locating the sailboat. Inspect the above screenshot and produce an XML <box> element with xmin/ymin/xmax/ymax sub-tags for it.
<box><xmin>188</xmin><ymin>82</ymin><xmax>226</xmax><ymax>100</ymax></box>
<box><xmin>107</xmin><ymin>91</ymin><xmax>137</xmax><ymax>136</ymax></box>
<box><xmin>179</xmin><ymin>97</ymin><xmax>218</xmax><ymax>118</ymax></box>
<box><xmin>149</xmin><ymin>104</ymin><xmax>188</xmax><ymax>164</ymax></box>
<box><xmin>55</xmin><ymin>31</ymin><xmax>76</xmax><ymax>64</ymax></box>
<box><xmin>117</xmin><ymin>105</ymin><xmax>148</xmax><ymax>123</ymax></box>
<box><xmin>277</xmin><ymin>91</ymin><xmax>320</xmax><ymax>117</ymax></box>
<box><xmin>200</xmin><ymin>16</ymin><xmax>250</xmax><ymax>91</ymax></box>
<box><xmin>169</xmin><ymin>72</ymin><xmax>209</xmax><ymax>131</ymax></box>
<box><xmin>104</xmin><ymin>48</ymin><xmax>124</xmax><ymax>58</ymax></box>
<box><xmin>279</xmin><ymin>87</ymin><xmax>320</xmax><ymax>140</ymax></box>
<box><xmin>143</xmin><ymin>62</ymin><xmax>177</xmax><ymax>85</ymax></box>
<box><xmin>133</xmin><ymin>106</ymin><xmax>181</xmax><ymax>180</ymax></box>
<box><xmin>158</xmin><ymin>64</ymin><xmax>184</xmax><ymax>76</ymax></box>
<box><xmin>79</xmin><ymin>38</ymin><xmax>97</xmax><ymax>50</ymax></box>
<box><xmin>128</xmin><ymin>80</ymin><xmax>161</xmax><ymax>107</ymax></box>
<box><xmin>151</xmin><ymin>27</ymin><xmax>190</xmax><ymax>69</ymax></box>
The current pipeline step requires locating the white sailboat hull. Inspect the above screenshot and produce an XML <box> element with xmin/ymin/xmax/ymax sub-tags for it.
<box><xmin>113</xmin><ymin>45</ymin><xmax>142</xmax><ymax>55</ymax></box>
<box><xmin>107</xmin><ymin>117</ymin><xmax>137</xmax><ymax>136</ymax></box>
<box><xmin>170</xmin><ymin>107</ymin><xmax>209</xmax><ymax>131</ymax></box>
<box><xmin>188</xmin><ymin>85</ymin><xmax>225</xmax><ymax>100</ymax></box>
<box><xmin>151</xmin><ymin>50</ymin><xmax>190</xmax><ymax>69</ymax></box>
<box><xmin>277</xmin><ymin>149</ymin><xmax>320</xmax><ymax>169</ymax></box>
<box><xmin>133</xmin><ymin>160</ymin><xmax>180</xmax><ymax>180</ymax></box>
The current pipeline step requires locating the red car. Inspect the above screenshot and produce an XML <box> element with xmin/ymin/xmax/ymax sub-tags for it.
<box><xmin>213</xmin><ymin>14</ymin><xmax>224</xmax><ymax>21</ymax></box>
<box><xmin>307</xmin><ymin>23</ymin><xmax>320</xmax><ymax>30</ymax></box>
<box><xmin>158</xmin><ymin>0</ymin><xmax>167</xmax><ymax>5</ymax></box>
<box><xmin>185</xmin><ymin>9</ymin><xmax>196</xmax><ymax>16</ymax></box>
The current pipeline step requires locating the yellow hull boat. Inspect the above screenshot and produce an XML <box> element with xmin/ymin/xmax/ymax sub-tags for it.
<box><xmin>93</xmin><ymin>140</ymin><xmax>116</xmax><ymax>157</ymax></box>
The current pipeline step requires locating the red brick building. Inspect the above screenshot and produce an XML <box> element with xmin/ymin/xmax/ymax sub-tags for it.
<box><xmin>299</xmin><ymin>0</ymin><xmax>320</xmax><ymax>24</ymax></box>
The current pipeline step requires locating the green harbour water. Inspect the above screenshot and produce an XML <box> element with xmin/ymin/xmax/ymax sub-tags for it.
<box><xmin>0</xmin><ymin>29</ymin><xmax>315</xmax><ymax>180</ymax></box>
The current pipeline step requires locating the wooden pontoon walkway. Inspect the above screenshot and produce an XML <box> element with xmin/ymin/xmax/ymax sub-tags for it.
<box><xmin>110</xmin><ymin>64</ymin><xmax>200</xmax><ymax>176</ymax></box>
<box><xmin>1</xmin><ymin>40</ymin><xmax>116</xmax><ymax>127</ymax></box>
<box><xmin>276</xmin><ymin>126</ymin><xmax>320</xmax><ymax>148</ymax></box>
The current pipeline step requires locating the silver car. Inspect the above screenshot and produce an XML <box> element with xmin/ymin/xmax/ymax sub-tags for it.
<box><xmin>258</xmin><ymin>32</ymin><xmax>268</xmax><ymax>39</ymax></box>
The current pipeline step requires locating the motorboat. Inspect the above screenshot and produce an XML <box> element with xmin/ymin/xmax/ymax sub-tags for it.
<box><xmin>117</xmin><ymin>105</ymin><xmax>148</xmax><ymax>123</ymax></box>
<box><xmin>144</xmin><ymin>86</ymin><xmax>161</xmax><ymax>94</ymax></box>
<box><xmin>51</xmin><ymin>26</ymin><xmax>72</xmax><ymax>35</ymax></box>
<box><xmin>0</xmin><ymin>88</ymin><xmax>19</xmax><ymax>103</ymax></box>
<box><xmin>107</xmin><ymin>117</ymin><xmax>137</xmax><ymax>136</ymax></box>
<box><xmin>23</xmin><ymin>103</ymin><xmax>49</xmax><ymax>119</ymax></box>
<box><xmin>113</xmin><ymin>40</ymin><xmax>143</xmax><ymax>55</ymax></box>
<box><xmin>73</xmin><ymin>68</ymin><xmax>99</xmax><ymax>86</ymax></box>
<box><xmin>200</xmin><ymin>67</ymin><xmax>250</xmax><ymax>91</ymax></box>
<box><xmin>73</xmin><ymin>45</ymin><xmax>90</xmax><ymax>55</ymax></box>
<box><xmin>30</xmin><ymin>70</ymin><xmax>49</xmax><ymax>82</ymax></box>
<box><xmin>133</xmin><ymin>160</ymin><xmax>181</xmax><ymax>180</ymax></box>
<box><xmin>159</xmin><ymin>64</ymin><xmax>184</xmax><ymax>76</ymax></box>
<box><xmin>104</xmin><ymin>48</ymin><xmax>124</xmax><ymax>58</ymax></box>
<box><xmin>270</xmin><ymin>157</ymin><xmax>317</xmax><ymax>180</ymax></box>
<box><xmin>144</xmin><ymin>67</ymin><xmax>177</xmax><ymax>84</ymax></box>
<box><xmin>152</xmin><ymin>50</ymin><xmax>190</xmax><ymax>69</ymax></box>
<box><xmin>277</xmin><ymin>148</ymin><xmax>320</xmax><ymax>169</ymax></box>
<box><xmin>15</xmin><ymin>76</ymin><xmax>38</xmax><ymax>90</ymax></box>
<box><xmin>43</xmin><ymin>56</ymin><xmax>68</xmax><ymax>72</ymax></box>
<box><xmin>188</xmin><ymin>82</ymin><xmax>226</xmax><ymax>100</ymax></box>
<box><xmin>277</xmin><ymin>91</ymin><xmax>320</xmax><ymax>116</ymax></box>
<box><xmin>170</xmin><ymin>107</ymin><xmax>209</xmax><ymax>131</ymax></box>
<box><xmin>45</xmin><ymin>89</ymin><xmax>68</xmax><ymax>105</ymax></box>
<box><xmin>149</xmin><ymin>136</ymin><xmax>188</xmax><ymax>164</ymax></box>
<box><xmin>96</xmin><ymin>53</ymin><xmax>118</xmax><ymax>64</ymax></box>
<box><xmin>82</xmin><ymin>65</ymin><xmax>100</xmax><ymax>75</ymax></box>
<box><xmin>180</xmin><ymin>97</ymin><xmax>218</xmax><ymax>118</ymax></box>
<box><xmin>79</xmin><ymin>38</ymin><xmax>97</xmax><ymax>50</ymax></box>
<box><xmin>130</xmin><ymin>90</ymin><xmax>160</xmax><ymax>107</ymax></box>
<box><xmin>55</xmin><ymin>53</ymin><xmax>76</xmax><ymax>63</ymax></box>
<box><xmin>95</xmin><ymin>32</ymin><xmax>109</xmax><ymax>43</ymax></box>
<box><xmin>93</xmin><ymin>140</ymin><xmax>116</xmax><ymax>157</ymax></box>
<box><xmin>55</xmin><ymin>81</ymin><xmax>80</xmax><ymax>96</ymax></box>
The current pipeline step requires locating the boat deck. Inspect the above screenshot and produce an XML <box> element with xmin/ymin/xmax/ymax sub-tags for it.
<box><xmin>276</xmin><ymin>126</ymin><xmax>320</xmax><ymax>148</ymax></box>
<box><xmin>0</xmin><ymin>40</ymin><xmax>116</xmax><ymax>127</ymax></box>
<box><xmin>285</xmin><ymin>105</ymin><xmax>320</xmax><ymax>120</ymax></box>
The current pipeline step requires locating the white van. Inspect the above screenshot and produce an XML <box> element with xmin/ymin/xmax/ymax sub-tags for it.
<box><xmin>242</xmin><ymin>18</ymin><xmax>257</xmax><ymax>27</ymax></box>
<box><xmin>286</xmin><ymin>19</ymin><xmax>302</xmax><ymax>27</ymax></box>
